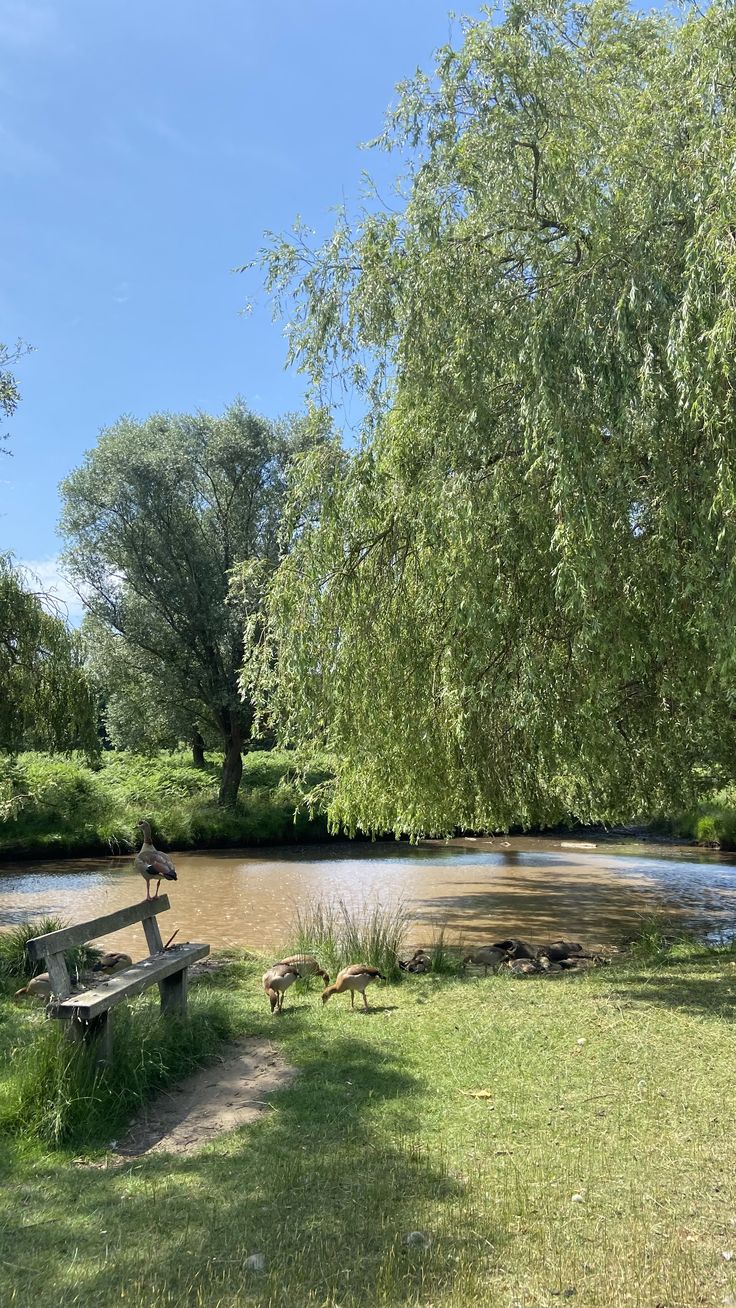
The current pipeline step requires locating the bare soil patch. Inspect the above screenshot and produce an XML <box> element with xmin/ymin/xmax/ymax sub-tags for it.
<box><xmin>114</xmin><ymin>1037</ymin><xmax>296</xmax><ymax>1157</ymax></box>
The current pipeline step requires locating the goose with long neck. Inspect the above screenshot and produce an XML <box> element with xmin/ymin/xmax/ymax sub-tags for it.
<box><xmin>321</xmin><ymin>964</ymin><xmax>386</xmax><ymax>1011</ymax></box>
<box><xmin>263</xmin><ymin>962</ymin><xmax>299</xmax><ymax>1013</ymax></box>
<box><xmin>135</xmin><ymin>819</ymin><xmax>177</xmax><ymax>900</ymax></box>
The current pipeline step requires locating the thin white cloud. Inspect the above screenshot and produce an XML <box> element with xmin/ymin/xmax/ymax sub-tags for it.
<box><xmin>19</xmin><ymin>556</ymin><xmax>87</xmax><ymax>626</ymax></box>
<box><xmin>112</xmin><ymin>280</ymin><xmax>130</xmax><ymax>304</ymax></box>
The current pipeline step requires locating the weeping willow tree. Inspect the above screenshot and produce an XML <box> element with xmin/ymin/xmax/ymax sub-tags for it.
<box><xmin>0</xmin><ymin>557</ymin><xmax>97</xmax><ymax>756</ymax></box>
<box><xmin>247</xmin><ymin>0</ymin><xmax>736</xmax><ymax>836</ymax></box>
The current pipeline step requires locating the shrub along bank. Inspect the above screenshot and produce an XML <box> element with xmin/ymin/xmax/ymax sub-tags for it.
<box><xmin>0</xmin><ymin>749</ymin><xmax>330</xmax><ymax>858</ymax></box>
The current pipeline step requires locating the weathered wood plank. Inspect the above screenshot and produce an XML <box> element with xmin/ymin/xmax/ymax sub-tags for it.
<box><xmin>26</xmin><ymin>895</ymin><xmax>171</xmax><ymax>962</ymax></box>
<box><xmin>64</xmin><ymin>1011</ymin><xmax>113</xmax><ymax>1064</ymax></box>
<box><xmin>52</xmin><ymin>943</ymin><xmax>208</xmax><ymax>1020</ymax></box>
<box><xmin>159</xmin><ymin>967</ymin><xmax>188</xmax><ymax>1016</ymax></box>
<box><xmin>46</xmin><ymin>953</ymin><xmax>73</xmax><ymax>1001</ymax></box>
<box><xmin>142</xmin><ymin>914</ymin><xmax>164</xmax><ymax>955</ymax></box>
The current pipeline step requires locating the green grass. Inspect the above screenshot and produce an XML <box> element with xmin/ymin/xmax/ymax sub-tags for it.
<box><xmin>656</xmin><ymin>781</ymin><xmax>736</xmax><ymax>849</ymax></box>
<box><xmin>0</xmin><ymin>918</ymin><xmax>101</xmax><ymax>982</ymax></box>
<box><xmin>1</xmin><ymin>937</ymin><xmax>736</xmax><ymax>1307</ymax></box>
<box><xmin>291</xmin><ymin>897</ymin><xmax>409</xmax><ymax>982</ymax></box>
<box><xmin>0</xmin><ymin>748</ymin><xmax>331</xmax><ymax>858</ymax></box>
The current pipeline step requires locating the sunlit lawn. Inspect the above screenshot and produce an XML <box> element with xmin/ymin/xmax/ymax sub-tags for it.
<box><xmin>1</xmin><ymin>945</ymin><xmax>735</xmax><ymax>1307</ymax></box>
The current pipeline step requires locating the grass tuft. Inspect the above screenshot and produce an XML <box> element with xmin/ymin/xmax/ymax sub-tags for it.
<box><xmin>0</xmin><ymin>918</ymin><xmax>101</xmax><ymax>981</ymax></box>
<box><xmin>291</xmin><ymin>896</ymin><xmax>408</xmax><ymax>981</ymax></box>
<box><xmin>0</xmin><ymin>982</ymin><xmax>246</xmax><ymax>1147</ymax></box>
<box><xmin>421</xmin><ymin>925</ymin><xmax>464</xmax><ymax>975</ymax></box>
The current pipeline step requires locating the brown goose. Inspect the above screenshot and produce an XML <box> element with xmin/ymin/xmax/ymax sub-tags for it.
<box><xmin>134</xmin><ymin>820</ymin><xmax>177</xmax><ymax>900</ymax></box>
<box><xmin>400</xmin><ymin>950</ymin><xmax>430</xmax><ymax>974</ymax></box>
<box><xmin>92</xmin><ymin>952</ymin><xmax>133</xmax><ymax>975</ymax></box>
<box><xmin>263</xmin><ymin>962</ymin><xmax>300</xmax><ymax>1014</ymax></box>
<box><xmin>321</xmin><ymin>964</ymin><xmax>386</xmax><ymax>1011</ymax></box>
<box><xmin>14</xmin><ymin>972</ymin><xmax>53</xmax><ymax>1001</ymax></box>
<box><xmin>275</xmin><ymin>954</ymin><xmax>330</xmax><ymax>984</ymax></box>
<box><xmin>463</xmin><ymin>945</ymin><xmax>506</xmax><ymax>975</ymax></box>
<box><xmin>493</xmin><ymin>938</ymin><xmax>536</xmax><ymax>961</ymax></box>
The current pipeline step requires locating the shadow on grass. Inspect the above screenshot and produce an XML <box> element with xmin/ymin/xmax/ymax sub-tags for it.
<box><xmin>615</xmin><ymin>961</ymin><xmax>736</xmax><ymax>1019</ymax></box>
<box><xmin>0</xmin><ymin>1034</ymin><xmax>499</xmax><ymax>1308</ymax></box>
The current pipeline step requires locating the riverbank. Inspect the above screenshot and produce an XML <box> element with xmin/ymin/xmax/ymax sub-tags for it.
<box><xmin>0</xmin><ymin>749</ymin><xmax>331</xmax><ymax>859</ymax></box>
<box><xmin>2</xmin><ymin>748</ymin><xmax>735</xmax><ymax>862</ymax></box>
<box><xmin>1</xmin><ymin>935</ymin><xmax>735</xmax><ymax>1307</ymax></box>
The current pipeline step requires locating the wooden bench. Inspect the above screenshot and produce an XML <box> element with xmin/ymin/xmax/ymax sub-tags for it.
<box><xmin>26</xmin><ymin>896</ymin><xmax>209</xmax><ymax>1061</ymax></box>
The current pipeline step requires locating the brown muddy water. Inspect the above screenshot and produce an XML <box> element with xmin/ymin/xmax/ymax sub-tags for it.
<box><xmin>1</xmin><ymin>836</ymin><xmax>735</xmax><ymax>960</ymax></box>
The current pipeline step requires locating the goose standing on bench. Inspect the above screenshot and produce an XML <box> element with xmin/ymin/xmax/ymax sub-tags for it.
<box><xmin>135</xmin><ymin>820</ymin><xmax>177</xmax><ymax>900</ymax></box>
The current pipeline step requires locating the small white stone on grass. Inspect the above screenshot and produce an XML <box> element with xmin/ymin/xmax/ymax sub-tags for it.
<box><xmin>404</xmin><ymin>1231</ymin><xmax>432</xmax><ymax>1249</ymax></box>
<box><xmin>576</xmin><ymin>1038</ymin><xmax>586</xmax><ymax>1046</ymax></box>
<box><xmin>721</xmin><ymin>1251</ymin><xmax>735</xmax><ymax>1262</ymax></box>
<box><xmin>571</xmin><ymin>1194</ymin><xmax>585</xmax><ymax>1204</ymax></box>
<box><xmin>244</xmin><ymin>1253</ymin><xmax>266</xmax><ymax>1272</ymax></box>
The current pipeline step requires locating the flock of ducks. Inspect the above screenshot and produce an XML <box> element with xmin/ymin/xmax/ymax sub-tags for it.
<box><xmin>13</xmin><ymin>823</ymin><xmax>606</xmax><ymax>1011</ymax></box>
<box><xmin>262</xmin><ymin>956</ymin><xmax>386</xmax><ymax>1013</ymax></box>
<box><xmin>260</xmin><ymin>937</ymin><xmax>605</xmax><ymax>1016</ymax></box>
<box><xmin>462</xmin><ymin>937</ymin><xmax>607</xmax><ymax>975</ymax></box>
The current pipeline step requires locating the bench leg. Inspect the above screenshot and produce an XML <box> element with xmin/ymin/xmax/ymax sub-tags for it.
<box><xmin>63</xmin><ymin>1012</ymin><xmax>112</xmax><ymax>1066</ymax></box>
<box><xmin>159</xmin><ymin>967</ymin><xmax>188</xmax><ymax>1016</ymax></box>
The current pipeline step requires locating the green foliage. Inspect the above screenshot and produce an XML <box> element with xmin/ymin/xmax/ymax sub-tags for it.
<box><xmin>659</xmin><ymin>777</ymin><xmax>736</xmax><ymax>848</ymax></box>
<box><xmin>0</xmin><ymin>748</ymin><xmax>330</xmax><ymax>857</ymax></box>
<box><xmin>250</xmin><ymin>0</ymin><xmax>736</xmax><ymax>837</ymax></box>
<box><xmin>0</xmin><ymin>918</ymin><xmax>100</xmax><ymax>982</ymax></box>
<box><xmin>424</xmin><ymin>926</ymin><xmax>464</xmax><ymax>976</ymax></box>
<box><xmin>0</xmin><ymin>556</ymin><xmax>97</xmax><ymax>756</ymax></box>
<box><xmin>0</xmin><ymin>338</ymin><xmax>32</xmax><ymax>442</ymax></box>
<box><xmin>1</xmin><ymin>986</ymin><xmax>242</xmax><ymax>1147</ymax></box>
<box><xmin>674</xmin><ymin>783</ymin><xmax>736</xmax><ymax>850</ymax></box>
<box><xmin>290</xmin><ymin>896</ymin><xmax>407</xmax><ymax>981</ymax></box>
<box><xmin>61</xmin><ymin>403</ymin><xmax>324</xmax><ymax>802</ymax></box>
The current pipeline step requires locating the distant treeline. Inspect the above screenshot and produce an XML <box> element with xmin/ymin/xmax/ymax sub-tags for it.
<box><xmin>0</xmin><ymin>749</ymin><xmax>331</xmax><ymax>859</ymax></box>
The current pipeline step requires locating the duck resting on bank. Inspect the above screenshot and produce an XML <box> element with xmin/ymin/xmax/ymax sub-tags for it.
<box><xmin>399</xmin><ymin>950</ymin><xmax>430</xmax><ymax>974</ymax></box>
<box><xmin>92</xmin><ymin>952</ymin><xmax>133</xmax><ymax>975</ymax></box>
<box><xmin>263</xmin><ymin>962</ymin><xmax>300</xmax><ymax>1013</ymax></box>
<box><xmin>135</xmin><ymin>820</ymin><xmax>177</xmax><ymax>900</ymax></box>
<box><xmin>321</xmin><ymin>964</ymin><xmax>386</xmax><ymax>1011</ymax></box>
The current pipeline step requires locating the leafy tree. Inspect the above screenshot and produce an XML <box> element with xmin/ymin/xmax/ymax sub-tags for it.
<box><xmin>0</xmin><ymin>338</ymin><xmax>33</xmax><ymax>445</ymax></box>
<box><xmin>82</xmin><ymin>613</ymin><xmax>210</xmax><ymax>759</ymax></box>
<box><xmin>0</xmin><ymin>556</ymin><xmax>97</xmax><ymax>754</ymax></box>
<box><xmin>248</xmin><ymin>0</ymin><xmax>736</xmax><ymax>836</ymax></box>
<box><xmin>61</xmin><ymin>402</ymin><xmax>314</xmax><ymax>803</ymax></box>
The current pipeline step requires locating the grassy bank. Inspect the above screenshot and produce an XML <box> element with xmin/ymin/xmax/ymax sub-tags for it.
<box><xmin>1</xmin><ymin>934</ymin><xmax>736</xmax><ymax>1307</ymax></box>
<box><xmin>0</xmin><ymin>749</ymin><xmax>331</xmax><ymax>859</ymax></box>
<box><xmin>666</xmin><ymin>781</ymin><xmax>736</xmax><ymax>850</ymax></box>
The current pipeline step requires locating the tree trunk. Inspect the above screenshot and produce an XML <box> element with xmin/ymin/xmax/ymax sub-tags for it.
<box><xmin>191</xmin><ymin>730</ymin><xmax>206</xmax><ymax>768</ymax></box>
<box><xmin>219</xmin><ymin>719</ymin><xmax>243</xmax><ymax>805</ymax></box>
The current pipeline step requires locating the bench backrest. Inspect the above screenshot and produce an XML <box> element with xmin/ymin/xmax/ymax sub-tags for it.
<box><xmin>26</xmin><ymin>895</ymin><xmax>171</xmax><ymax>1001</ymax></box>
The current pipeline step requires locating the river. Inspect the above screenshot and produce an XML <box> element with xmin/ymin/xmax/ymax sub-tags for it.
<box><xmin>1</xmin><ymin>835</ymin><xmax>735</xmax><ymax>959</ymax></box>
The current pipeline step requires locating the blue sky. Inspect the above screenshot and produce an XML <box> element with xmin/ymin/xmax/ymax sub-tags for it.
<box><xmin>1</xmin><ymin>0</ymin><xmax>486</xmax><ymax>614</ymax></box>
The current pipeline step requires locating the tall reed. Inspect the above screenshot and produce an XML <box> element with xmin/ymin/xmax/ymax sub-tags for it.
<box><xmin>291</xmin><ymin>896</ymin><xmax>408</xmax><ymax>981</ymax></box>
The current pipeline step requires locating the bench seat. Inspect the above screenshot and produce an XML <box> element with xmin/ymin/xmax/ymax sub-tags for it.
<box><xmin>54</xmin><ymin>942</ymin><xmax>209</xmax><ymax>1020</ymax></box>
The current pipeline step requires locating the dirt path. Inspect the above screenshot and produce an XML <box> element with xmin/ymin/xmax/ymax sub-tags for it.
<box><xmin>114</xmin><ymin>1037</ymin><xmax>296</xmax><ymax>1157</ymax></box>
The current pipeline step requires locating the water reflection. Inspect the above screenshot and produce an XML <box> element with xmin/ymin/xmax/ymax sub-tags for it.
<box><xmin>0</xmin><ymin>836</ymin><xmax>735</xmax><ymax>959</ymax></box>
